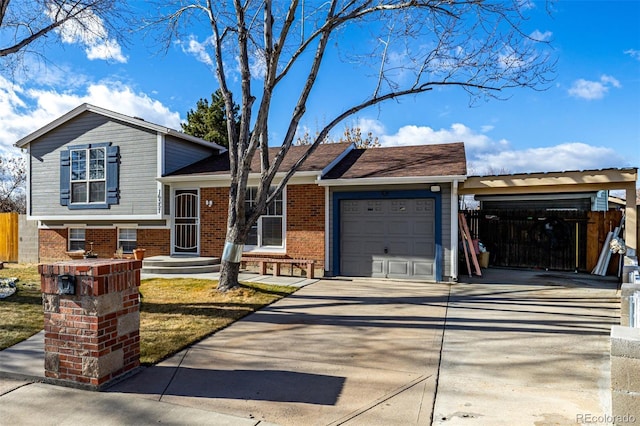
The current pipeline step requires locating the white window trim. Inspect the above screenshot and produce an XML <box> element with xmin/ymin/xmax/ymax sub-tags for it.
<box><xmin>244</xmin><ymin>187</ymin><xmax>287</xmax><ymax>253</ymax></box>
<box><xmin>70</xmin><ymin>147</ymin><xmax>107</xmax><ymax>204</ymax></box>
<box><xmin>117</xmin><ymin>228</ymin><xmax>137</xmax><ymax>253</ymax></box>
<box><xmin>68</xmin><ymin>228</ymin><xmax>86</xmax><ymax>251</ymax></box>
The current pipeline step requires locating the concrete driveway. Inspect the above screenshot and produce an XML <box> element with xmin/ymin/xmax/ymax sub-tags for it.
<box><xmin>434</xmin><ymin>270</ymin><xmax>620</xmax><ymax>425</ymax></box>
<box><xmin>109</xmin><ymin>278</ymin><xmax>450</xmax><ymax>425</ymax></box>
<box><xmin>1</xmin><ymin>269</ymin><xmax>619</xmax><ymax>425</ymax></box>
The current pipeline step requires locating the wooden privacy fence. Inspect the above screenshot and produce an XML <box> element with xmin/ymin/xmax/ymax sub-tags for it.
<box><xmin>1</xmin><ymin>212</ymin><xmax>19</xmax><ymax>262</ymax></box>
<box><xmin>464</xmin><ymin>209</ymin><xmax>623</xmax><ymax>274</ymax></box>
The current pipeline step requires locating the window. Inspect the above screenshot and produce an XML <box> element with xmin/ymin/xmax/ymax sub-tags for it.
<box><xmin>60</xmin><ymin>143</ymin><xmax>119</xmax><ymax>209</ymax></box>
<box><xmin>71</xmin><ymin>147</ymin><xmax>106</xmax><ymax>203</ymax></box>
<box><xmin>118</xmin><ymin>229</ymin><xmax>137</xmax><ymax>253</ymax></box>
<box><xmin>69</xmin><ymin>228</ymin><xmax>86</xmax><ymax>251</ymax></box>
<box><xmin>245</xmin><ymin>187</ymin><xmax>284</xmax><ymax>249</ymax></box>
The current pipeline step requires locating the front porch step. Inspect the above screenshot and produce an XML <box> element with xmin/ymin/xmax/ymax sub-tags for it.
<box><xmin>142</xmin><ymin>264</ymin><xmax>220</xmax><ymax>274</ymax></box>
<box><xmin>141</xmin><ymin>256</ymin><xmax>220</xmax><ymax>275</ymax></box>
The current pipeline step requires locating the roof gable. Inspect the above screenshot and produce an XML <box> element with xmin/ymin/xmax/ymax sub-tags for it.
<box><xmin>14</xmin><ymin>103</ymin><xmax>225</xmax><ymax>152</ymax></box>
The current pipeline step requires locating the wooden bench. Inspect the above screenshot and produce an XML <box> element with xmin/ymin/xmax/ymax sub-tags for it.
<box><xmin>240</xmin><ymin>257</ymin><xmax>315</xmax><ymax>279</ymax></box>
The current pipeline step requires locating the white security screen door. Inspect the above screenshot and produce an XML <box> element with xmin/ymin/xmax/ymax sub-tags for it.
<box><xmin>173</xmin><ymin>189</ymin><xmax>199</xmax><ymax>254</ymax></box>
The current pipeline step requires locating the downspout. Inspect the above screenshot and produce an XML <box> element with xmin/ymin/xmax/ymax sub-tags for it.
<box><xmin>451</xmin><ymin>179</ymin><xmax>459</xmax><ymax>282</ymax></box>
<box><xmin>157</xmin><ymin>133</ymin><xmax>165</xmax><ymax>215</ymax></box>
<box><xmin>26</xmin><ymin>145</ymin><xmax>32</xmax><ymax>218</ymax></box>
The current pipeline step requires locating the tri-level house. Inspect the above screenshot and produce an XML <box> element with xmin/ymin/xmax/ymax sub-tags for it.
<box><xmin>16</xmin><ymin>104</ymin><xmax>468</xmax><ymax>282</ymax></box>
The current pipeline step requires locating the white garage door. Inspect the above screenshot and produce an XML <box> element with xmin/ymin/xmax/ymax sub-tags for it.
<box><xmin>340</xmin><ymin>198</ymin><xmax>436</xmax><ymax>279</ymax></box>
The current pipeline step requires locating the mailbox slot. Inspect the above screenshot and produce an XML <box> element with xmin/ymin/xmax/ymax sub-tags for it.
<box><xmin>57</xmin><ymin>274</ymin><xmax>76</xmax><ymax>295</ymax></box>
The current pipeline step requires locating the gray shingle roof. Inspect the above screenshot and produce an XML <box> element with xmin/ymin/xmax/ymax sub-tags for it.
<box><xmin>322</xmin><ymin>142</ymin><xmax>467</xmax><ymax>180</ymax></box>
<box><xmin>168</xmin><ymin>143</ymin><xmax>353</xmax><ymax>176</ymax></box>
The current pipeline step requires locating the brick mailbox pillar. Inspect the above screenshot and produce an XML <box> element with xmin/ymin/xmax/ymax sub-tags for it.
<box><xmin>39</xmin><ymin>259</ymin><xmax>142</xmax><ymax>389</ymax></box>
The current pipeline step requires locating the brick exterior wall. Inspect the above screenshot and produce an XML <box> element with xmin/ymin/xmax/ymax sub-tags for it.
<box><xmin>39</xmin><ymin>228</ymin><xmax>170</xmax><ymax>262</ymax></box>
<box><xmin>37</xmin><ymin>183</ymin><xmax>325</xmax><ymax>269</ymax></box>
<box><xmin>39</xmin><ymin>229</ymin><xmax>69</xmax><ymax>263</ymax></box>
<box><xmin>39</xmin><ymin>259</ymin><xmax>142</xmax><ymax>389</ymax></box>
<box><xmin>200</xmin><ymin>184</ymin><xmax>326</xmax><ymax>273</ymax></box>
<box><xmin>200</xmin><ymin>187</ymin><xmax>229</xmax><ymax>258</ymax></box>
<box><xmin>137</xmin><ymin>229</ymin><xmax>171</xmax><ymax>257</ymax></box>
<box><xmin>286</xmin><ymin>184</ymin><xmax>325</xmax><ymax>269</ymax></box>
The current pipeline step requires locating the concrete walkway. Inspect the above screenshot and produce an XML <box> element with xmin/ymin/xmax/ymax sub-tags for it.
<box><xmin>0</xmin><ymin>269</ymin><xmax>620</xmax><ymax>425</ymax></box>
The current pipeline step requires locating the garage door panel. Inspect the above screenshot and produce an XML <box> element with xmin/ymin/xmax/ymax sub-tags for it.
<box><xmin>388</xmin><ymin>240</ymin><xmax>410</xmax><ymax>256</ymax></box>
<box><xmin>363</xmin><ymin>221</ymin><xmax>387</xmax><ymax>235</ymax></box>
<box><xmin>340</xmin><ymin>198</ymin><xmax>436</xmax><ymax>280</ymax></box>
<box><xmin>412</xmin><ymin>220</ymin><xmax>434</xmax><ymax>235</ymax></box>
<box><xmin>413</xmin><ymin>241</ymin><xmax>435</xmax><ymax>257</ymax></box>
<box><xmin>388</xmin><ymin>220</ymin><xmax>411</xmax><ymax>235</ymax></box>
<box><xmin>388</xmin><ymin>260</ymin><xmax>409</xmax><ymax>275</ymax></box>
<box><xmin>413</xmin><ymin>261</ymin><xmax>434</xmax><ymax>277</ymax></box>
<box><xmin>370</xmin><ymin>258</ymin><xmax>385</xmax><ymax>275</ymax></box>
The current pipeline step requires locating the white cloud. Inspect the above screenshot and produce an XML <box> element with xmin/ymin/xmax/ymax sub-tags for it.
<box><xmin>46</xmin><ymin>3</ymin><xmax>127</xmax><ymax>63</ymax></box>
<box><xmin>85</xmin><ymin>39</ymin><xmax>126</xmax><ymax>62</ymax></box>
<box><xmin>249</xmin><ymin>52</ymin><xmax>267</xmax><ymax>80</ymax></box>
<box><xmin>530</xmin><ymin>30</ymin><xmax>552</xmax><ymax>42</ymax></box>
<box><xmin>352</xmin><ymin>117</ymin><xmax>387</xmax><ymax>137</ymax></box>
<box><xmin>356</xmin><ymin>118</ymin><xmax>627</xmax><ymax>174</ymax></box>
<box><xmin>0</xmin><ymin>76</ymin><xmax>181</xmax><ymax>151</ymax></box>
<box><xmin>568</xmin><ymin>74</ymin><xmax>621</xmax><ymax>100</ymax></box>
<box><xmin>472</xmin><ymin>143</ymin><xmax>625</xmax><ymax>174</ymax></box>
<box><xmin>600</xmin><ymin>74</ymin><xmax>621</xmax><ymax>88</ymax></box>
<box><xmin>624</xmin><ymin>49</ymin><xmax>640</xmax><ymax>60</ymax></box>
<box><xmin>182</xmin><ymin>36</ymin><xmax>214</xmax><ymax>67</ymax></box>
<box><xmin>377</xmin><ymin>122</ymin><xmax>509</xmax><ymax>153</ymax></box>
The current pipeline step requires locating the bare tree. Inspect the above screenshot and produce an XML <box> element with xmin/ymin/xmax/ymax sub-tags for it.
<box><xmin>0</xmin><ymin>0</ymin><xmax>128</xmax><ymax>72</ymax></box>
<box><xmin>0</xmin><ymin>154</ymin><xmax>26</xmax><ymax>213</ymax></box>
<box><xmin>296</xmin><ymin>125</ymin><xmax>380</xmax><ymax>148</ymax></box>
<box><xmin>149</xmin><ymin>0</ymin><xmax>554</xmax><ymax>291</ymax></box>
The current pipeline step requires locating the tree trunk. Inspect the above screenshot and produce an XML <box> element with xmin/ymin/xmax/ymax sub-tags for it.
<box><xmin>218</xmin><ymin>259</ymin><xmax>241</xmax><ymax>292</ymax></box>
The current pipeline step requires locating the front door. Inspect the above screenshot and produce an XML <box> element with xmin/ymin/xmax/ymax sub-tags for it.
<box><xmin>173</xmin><ymin>189</ymin><xmax>199</xmax><ymax>254</ymax></box>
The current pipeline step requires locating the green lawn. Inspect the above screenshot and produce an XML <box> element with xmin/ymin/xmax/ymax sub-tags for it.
<box><xmin>0</xmin><ymin>264</ymin><xmax>296</xmax><ymax>364</ymax></box>
<box><xmin>0</xmin><ymin>263</ymin><xmax>43</xmax><ymax>349</ymax></box>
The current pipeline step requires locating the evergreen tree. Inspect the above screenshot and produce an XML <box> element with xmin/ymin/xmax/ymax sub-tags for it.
<box><xmin>181</xmin><ymin>90</ymin><xmax>240</xmax><ymax>148</ymax></box>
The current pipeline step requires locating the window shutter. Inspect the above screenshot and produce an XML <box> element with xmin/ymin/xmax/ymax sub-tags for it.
<box><xmin>60</xmin><ymin>150</ymin><xmax>70</xmax><ymax>206</ymax></box>
<box><xmin>106</xmin><ymin>145</ymin><xmax>120</xmax><ymax>205</ymax></box>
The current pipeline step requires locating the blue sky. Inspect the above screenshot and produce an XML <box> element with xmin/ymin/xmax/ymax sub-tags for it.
<box><xmin>1</xmin><ymin>1</ymin><xmax>638</xmax><ymax>179</ymax></box>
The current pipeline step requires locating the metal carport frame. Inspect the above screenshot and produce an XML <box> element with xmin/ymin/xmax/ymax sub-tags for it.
<box><xmin>458</xmin><ymin>168</ymin><xmax>638</xmax><ymax>280</ymax></box>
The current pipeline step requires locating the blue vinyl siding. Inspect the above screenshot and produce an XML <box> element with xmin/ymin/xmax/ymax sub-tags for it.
<box><xmin>164</xmin><ymin>136</ymin><xmax>217</xmax><ymax>174</ymax></box>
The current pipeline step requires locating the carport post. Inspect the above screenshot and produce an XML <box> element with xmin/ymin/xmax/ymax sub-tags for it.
<box><xmin>623</xmin><ymin>183</ymin><xmax>638</xmax><ymax>284</ymax></box>
<box><xmin>624</xmin><ymin>183</ymin><xmax>637</xmax><ymax>252</ymax></box>
<box><xmin>451</xmin><ymin>179</ymin><xmax>460</xmax><ymax>281</ymax></box>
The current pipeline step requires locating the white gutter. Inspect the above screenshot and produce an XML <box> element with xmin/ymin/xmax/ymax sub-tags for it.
<box><xmin>318</xmin><ymin>175</ymin><xmax>468</xmax><ymax>187</ymax></box>
<box><xmin>158</xmin><ymin>170</ymin><xmax>323</xmax><ymax>183</ymax></box>
<box><xmin>29</xmin><ymin>214</ymin><xmax>165</xmax><ymax>221</ymax></box>
<box><xmin>26</xmin><ymin>145</ymin><xmax>32</xmax><ymax>217</ymax></box>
